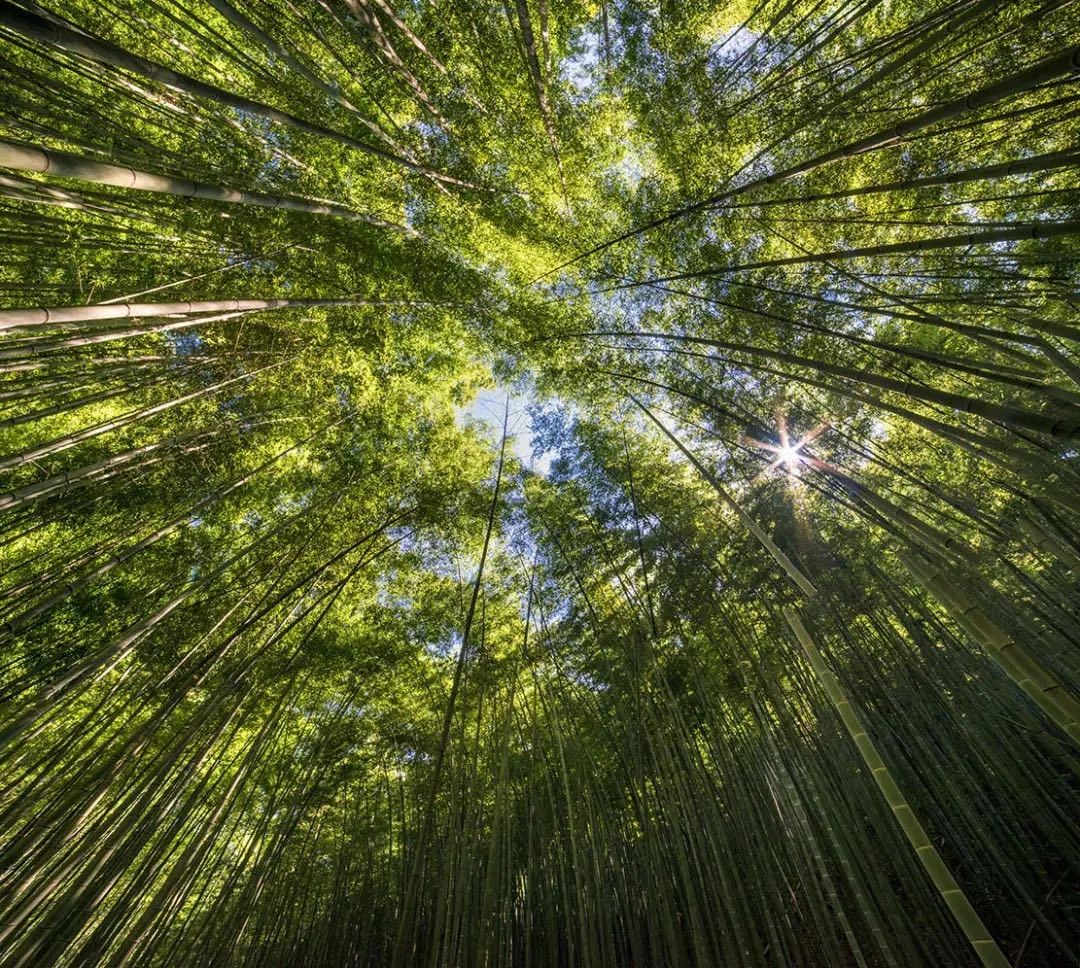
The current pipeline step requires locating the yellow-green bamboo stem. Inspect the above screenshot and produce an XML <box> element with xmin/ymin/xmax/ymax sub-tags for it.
<box><xmin>898</xmin><ymin>552</ymin><xmax>1080</xmax><ymax>746</ymax></box>
<box><xmin>0</xmin><ymin>139</ymin><xmax>409</xmax><ymax>231</ymax></box>
<box><xmin>783</xmin><ymin>607</ymin><xmax>1010</xmax><ymax>968</ymax></box>
<box><xmin>800</xmin><ymin>455</ymin><xmax>978</xmax><ymax>563</ymax></box>
<box><xmin>0</xmin><ymin>297</ymin><xmax>403</xmax><ymax>333</ymax></box>
<box><xmin>1017</xmin><ymin>516</ymin><xmax>1080</xmax><ymax>573</ymax></box>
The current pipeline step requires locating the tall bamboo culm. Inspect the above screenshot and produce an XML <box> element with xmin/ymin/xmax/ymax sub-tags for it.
<box><xmin>783</xmin><ymin>606</ymin><xmax>1010</xmax><ymax>968</ymax></box>
<box><xmin>898</xmin><ymin>552</ymin><xmax>1080</xmax><ymax>746</ymax></box>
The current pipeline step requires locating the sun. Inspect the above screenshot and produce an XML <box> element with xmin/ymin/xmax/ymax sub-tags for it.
<box><xmin>776</xmin><ymin>444</ymin><xmax>802</xmax><ymax>466</ymax></box>
<box><xmin>744</xmin><ymin>413</ymin><xmax>830</xmax><ymax>483</ymax></box>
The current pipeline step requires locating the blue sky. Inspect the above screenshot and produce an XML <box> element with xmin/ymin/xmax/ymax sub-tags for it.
<box><xmin>458</xmin><ymin>385</ymin><xmax>554</xmax><ymax>475</ymax></box>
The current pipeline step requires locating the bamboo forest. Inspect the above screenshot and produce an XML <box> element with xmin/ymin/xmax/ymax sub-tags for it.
<box><xmin>3</xmin><ymin>0</ymin><xmax>1080</xmax><ymax>965</ymax></box>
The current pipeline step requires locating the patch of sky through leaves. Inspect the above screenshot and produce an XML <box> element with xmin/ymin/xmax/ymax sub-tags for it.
<box><xmin>456</xmin><ymin>383</ymin><xmax>555</xmax><ymax>476</ymax></box>
<box><xmin>560</xmin><ymin>23</ymin><xmax>602</xmax><ymax>105</ymax></box>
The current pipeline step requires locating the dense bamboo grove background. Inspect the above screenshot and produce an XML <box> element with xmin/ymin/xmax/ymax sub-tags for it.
<box><xmin>0</xmin><ymin>0</ymin><xmax>1078</xmax><ymax>965</ymax></box>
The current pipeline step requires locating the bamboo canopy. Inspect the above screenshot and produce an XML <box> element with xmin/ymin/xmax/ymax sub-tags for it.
<box><xmin>0</xmin><ymin>1</ymin><xmax>1078</xmax><ymax>966</ymax></box>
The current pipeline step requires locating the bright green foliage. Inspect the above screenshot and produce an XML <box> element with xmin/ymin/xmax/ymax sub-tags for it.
<box><xmin>0</xmin><ymin>1</ymin><xmax>1078</xmax><ymax>965</ymax></box>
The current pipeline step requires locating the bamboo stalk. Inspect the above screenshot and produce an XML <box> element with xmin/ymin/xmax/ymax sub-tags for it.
<box><xmin>0</xmin><ymin>5</ymin><xmax>480</xmax><ymax>188</ymax></box>
<box><xmin>783</xmin><ymin>606</ymin><xmax>1010</xmax><ymax>968</ymax></box>
<box><xmin>0</xmin><ymin>139</ymin><xmax>411</xmax><ymax>231</ymax></box>
<box><xmin>898</xmin><ymin>551</ymin><xmax>1080</xmax><ymax>746</ymax></box>
<box><xmin>634</xmin><ymin>397</ymin><xmax>818</xmax><ymax>597</ymax></box>
<box><xmin>0</xmin><ymin>296</ymin><xmax>404</xmax><ymax>332</ymax></box>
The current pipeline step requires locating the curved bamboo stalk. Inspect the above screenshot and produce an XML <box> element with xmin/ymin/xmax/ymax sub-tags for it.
<box><xmin>0</xmin><ymin>311</ymin><xmax>256</xmax><ymax>357</ymax></box>
<box><xmin>611</xmin><ymin>219</ymin><xmax>1080</xmax><ymax>288</ymax></box>
<box><xmin>722</xmin><ymin>148</ymin><xmax>1080</xmax><ymax>211</ymax></box>
<box><xmin>534</xmin><ymin>40</ymin><xmax>1080</xmax><ymax>278</ymax></box>
<box><xmin>590</xmin><ymin>330</ymin><xmax>1080</xmax><ymax>439</ymax></box>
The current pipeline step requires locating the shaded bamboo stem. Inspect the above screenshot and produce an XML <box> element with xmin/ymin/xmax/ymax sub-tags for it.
<box><xmin>783</xmin><ymin>606</ymin><xmax>1010</xmax><ymax>968</ymax></box>
<box><xmin>898</xmin><ymin>552</ymin><xmax>1080</xmax><ymax>746</ymax></box>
